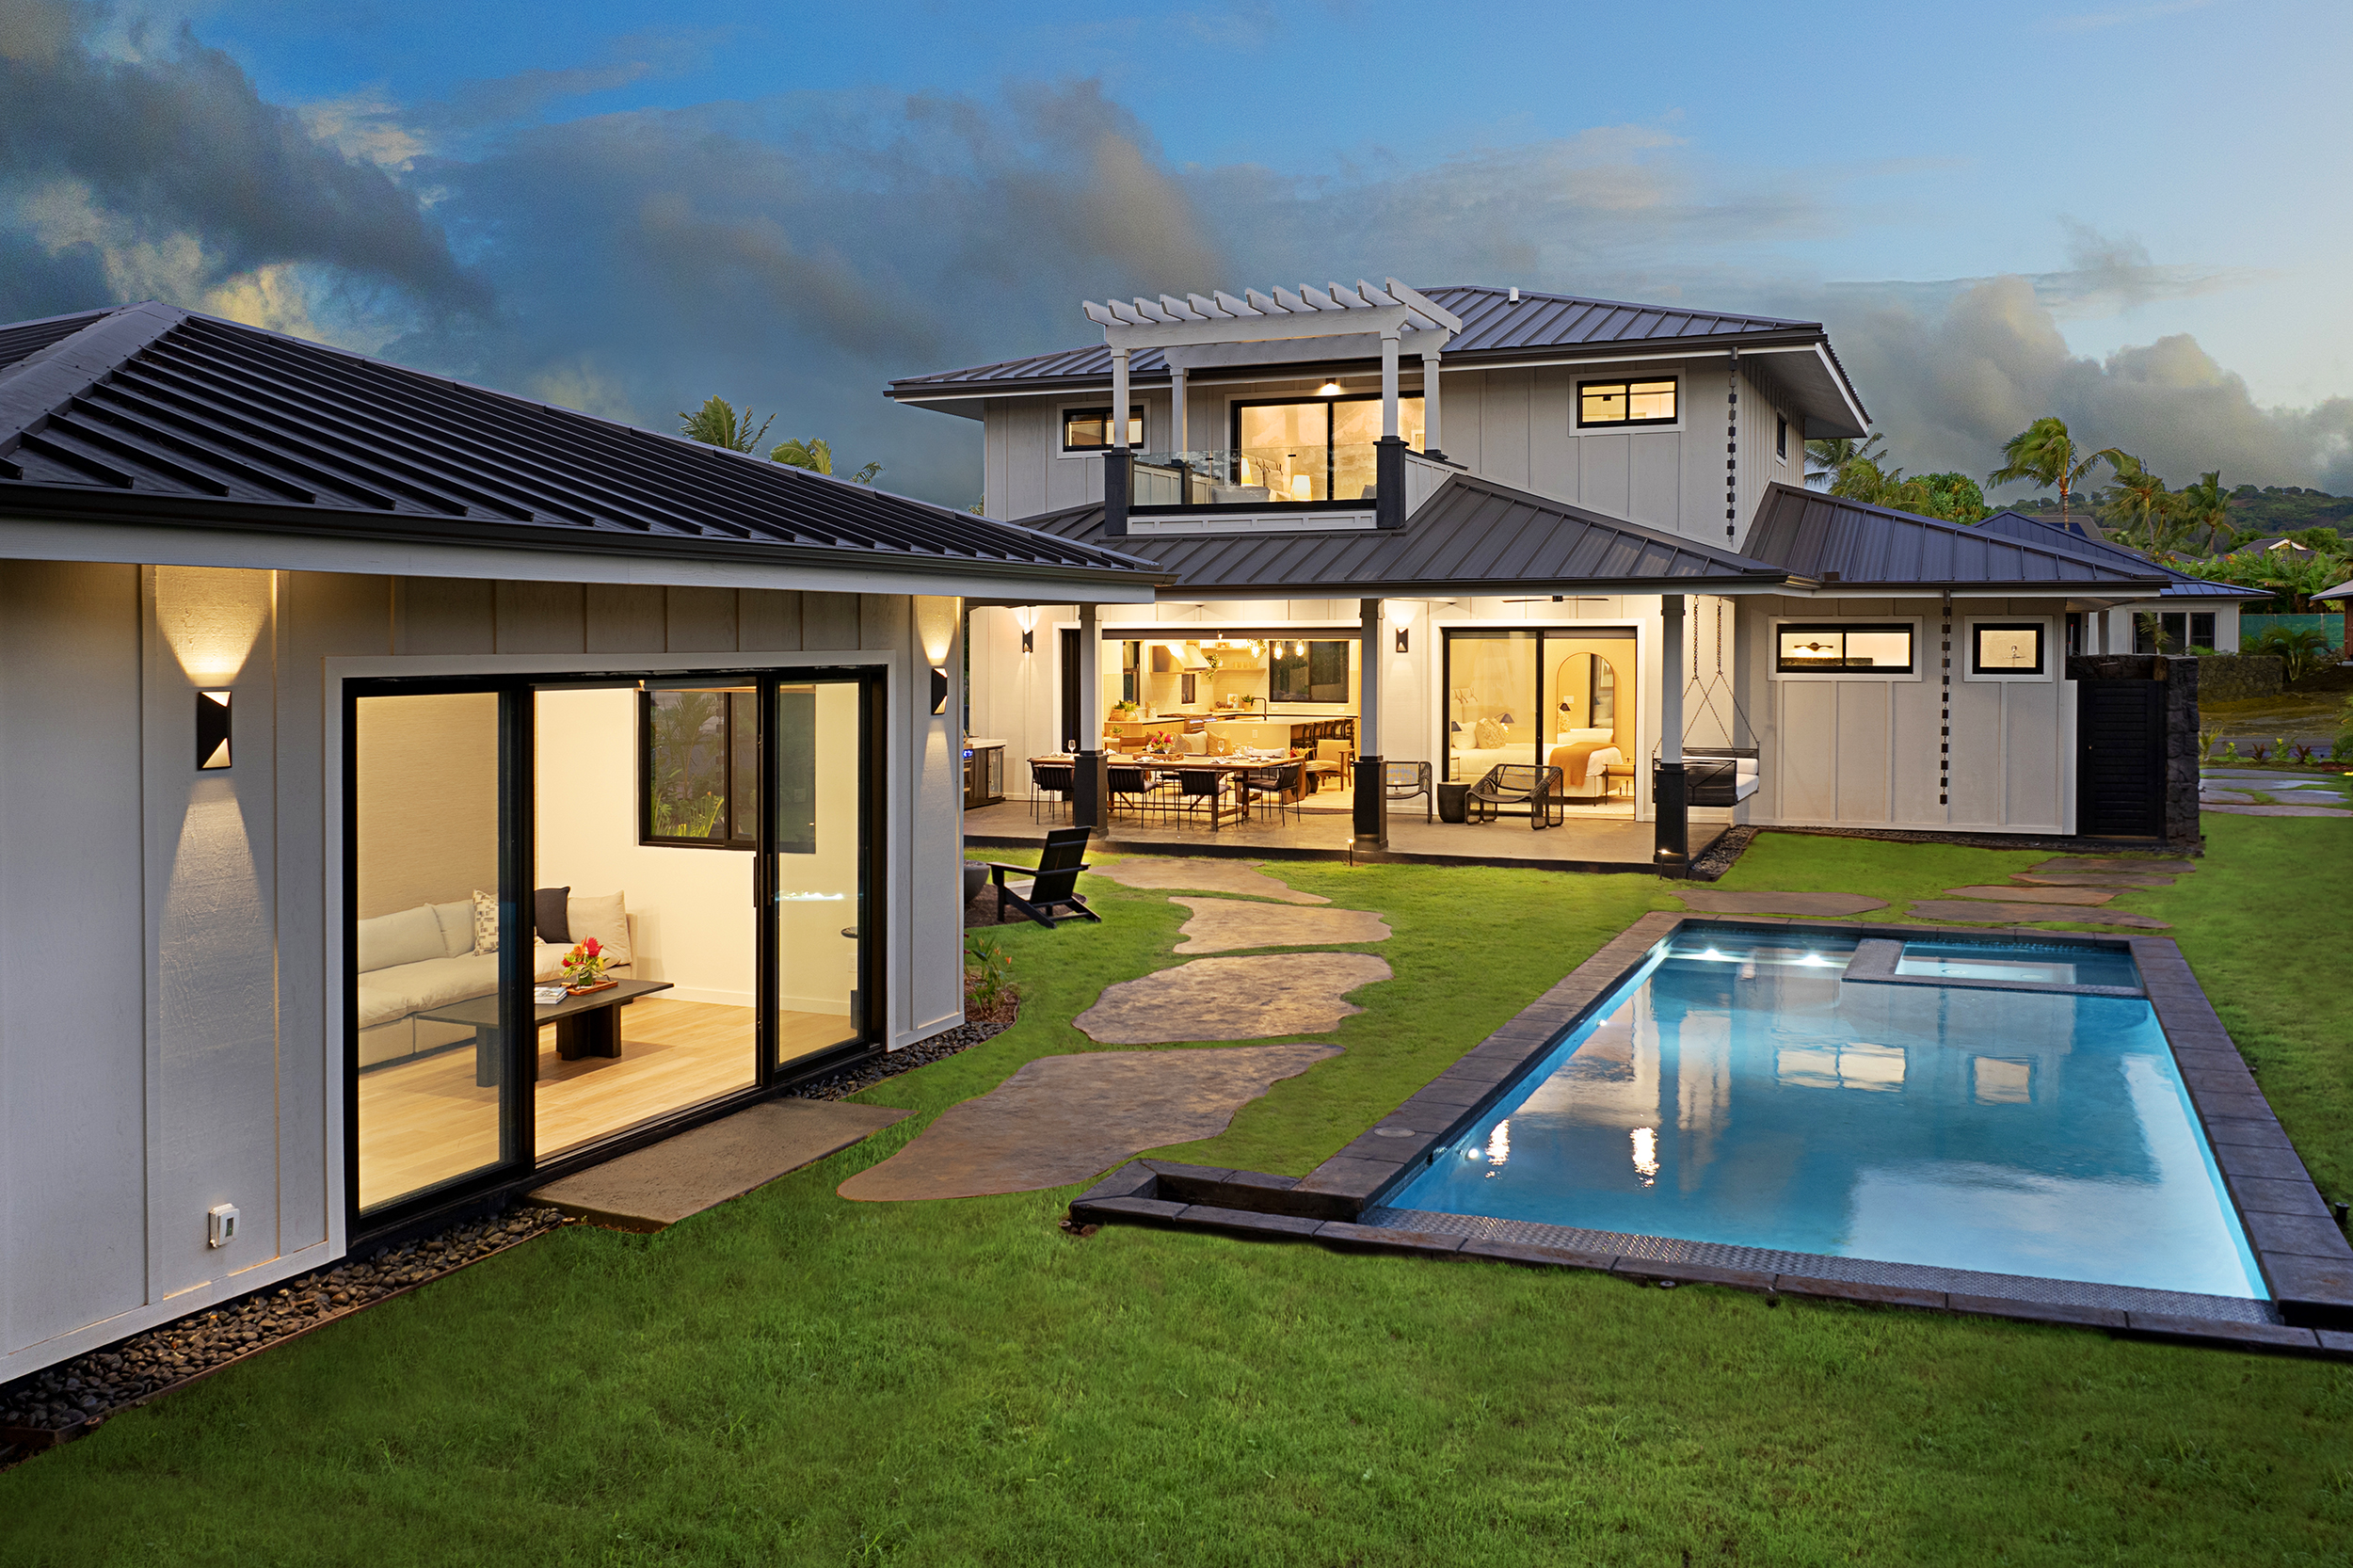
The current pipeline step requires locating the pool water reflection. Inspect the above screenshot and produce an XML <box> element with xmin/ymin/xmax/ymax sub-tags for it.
<box><xmin>1391</xmin><ymin>926</ymin><xmax>2266</xmax><ymax>1299</ymax></box>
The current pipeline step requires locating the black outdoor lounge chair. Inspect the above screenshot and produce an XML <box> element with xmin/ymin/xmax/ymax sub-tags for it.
<box><xmin>1384</xmin><ymin>760</ymin><xmax>1433</xmax><ymax>822</ymax></box>
<box><xmin>984</xmin><ymin>826</ymin><xmax>1101</xmax><ymax>928</ymax></box>
<box><xmin>1466</xmin><ymin>763</ymin><xmax>1565</xmax><ymax>829</ymax></box>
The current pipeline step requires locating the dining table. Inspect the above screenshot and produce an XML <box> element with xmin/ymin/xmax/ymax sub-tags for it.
<box><xmin>1028</xmin><ymin>752</ymin><xmax>1303</xmax><ymax>830</ymax></box>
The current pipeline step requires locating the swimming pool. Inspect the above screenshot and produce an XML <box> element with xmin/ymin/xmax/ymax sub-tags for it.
<box><xmin>1388</xmin><ymin>924</ymin><xmax>2266</xmax><ymax>1300</ymax></box>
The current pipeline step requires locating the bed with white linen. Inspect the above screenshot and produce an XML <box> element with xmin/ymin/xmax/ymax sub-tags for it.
<box><xmin>1448</xmin><ymin>726</ymin><xmax>1623</xmax><ymax>800</ymax></box>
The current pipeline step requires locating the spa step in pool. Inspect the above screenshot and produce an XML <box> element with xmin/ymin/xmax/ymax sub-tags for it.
<box><xmin>1387</xmin><ymin>925</ymin><xmax>2267</xmax><ymax>1302</ymax></box>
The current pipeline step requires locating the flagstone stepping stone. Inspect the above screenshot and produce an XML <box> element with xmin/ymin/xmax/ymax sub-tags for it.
<box><xmin>2032</xmin><ymin>856</ymin><xmax>2195</xmax><ymax>873</ymax></box>
<box><xmin>2012</xmin><ymin>872</ymin><xmax>2175</xmax><ymax>888</ymax></box>
<box><xmin>1905</xmin><ymin>899</ymin><xmax>2169</xmax><ymax>929</ymax></box>
<box><xmin>1170</xmin><ymin>897</ymin><xmax>1391</xmax><ymax>954</ymax></box>
<box><xmin>1945</xmin><ymin>885</ymin><xmax>2116</xmax><ymax>905</ymax></box>
<box><xmin>2203</xmin><ymin>803</ymin><xmax>2352</xmax><ymax>817</ymax></box>
<box><xmin>1075</xmin><ymin>952</ymin><xmax>1393</xmax><ymax>1044</ymax></box>
<box><xmin>2200</xmin><ymin>791</ymin><xmax>2257</xmax><ymax>805</ymax></box>
<box><xmin>1673</xmin><ymin>889</ymin><xmax>1888</xmax><ymax>917</ymax></box>
<box><xmin>838</xmin><ymin>1043</ymin><xmax>1341</xmax><ymax>1201</ymax></box>
<box><xmin>1086</xmin><ymin>856</ymin><xmax>1329</xmax><ymax>904</ymax></box>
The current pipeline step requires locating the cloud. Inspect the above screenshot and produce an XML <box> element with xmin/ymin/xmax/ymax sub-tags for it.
<box><xmin>1815</xmin><ymin>274</ymin><xmax>2353</xmax><ymax>493</ymax></box>
<box><xmin>0</xmin><ymin>0</ymin><xmax>482</xmax><ymax>328</ymax></box>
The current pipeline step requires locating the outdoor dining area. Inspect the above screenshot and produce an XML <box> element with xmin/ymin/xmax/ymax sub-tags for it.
<box><xmin>1025</xmin><ymin>744</ymin><xmax>1333</xmax><ymax>831</ymax></box>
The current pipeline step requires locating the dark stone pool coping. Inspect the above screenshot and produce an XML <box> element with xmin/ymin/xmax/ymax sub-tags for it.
<box><xmin>1071</xmin><ymin>911</ymin><xmax>2353</xmax><ymax>1361</ymax></box>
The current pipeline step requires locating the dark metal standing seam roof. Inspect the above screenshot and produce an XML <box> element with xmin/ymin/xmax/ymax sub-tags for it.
<box><xmin>1009</xmin><ymin>472</ymin><xmax>1794</xmax><ymax>596</ymax></box>
<box><xmin>1739</xmin><ymin>484</ymin><xmax>2175</xmax><ymax>591</ymax></box>
<box><xmin>0</xmin><ymin>302</ymin><xmax>1169</xmax><ymax>586</ymax></box>
<box><xmin>1973</xmin><ymin>509</ymin><xmax>2268</xmax><ymax>600</ymax></box>
<box><xmin>888</xmin><ymin>285</ymin><xmax>1830</xmax><ymax>393</ymax></box>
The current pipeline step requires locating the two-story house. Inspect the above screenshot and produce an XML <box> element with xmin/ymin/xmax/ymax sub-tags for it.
<box><xmin>888</xmin><ymin>280</ymin><xmax>2196</xmax><ymax>863</ymax></box>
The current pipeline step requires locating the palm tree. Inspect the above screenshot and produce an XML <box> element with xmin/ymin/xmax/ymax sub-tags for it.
<box><xmin>2173</xmin><ymin>471</ymin><xmax>2234</xmax><ymax>553</ymax></box>
<box><xmin>772</xmin><ymin>436</ymin><xmax>882</xmax><ymax>485</ymax></box>
<box><xmin>2100</xmin><ymin>456</ymin><xmax>2183</xmax><ymax>555</ymax></box>
<box><xmin>1987</xmin><ymin>416</ymin><xmax>2126</xmax><ymax>533</ymax></box>
<box><xmin>1805</xmin><ymin>431</ymin><xmax>1885</xmax><ymax>489</ymax></box>
<box><xmin>678</xmin><ymin>396</ymin><xmax>775</xmax><ymax>454</ymax></box>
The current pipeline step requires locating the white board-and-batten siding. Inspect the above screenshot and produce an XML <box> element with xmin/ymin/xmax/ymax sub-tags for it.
<box><xmin>1</xmin><ymin>563</ymin><xmax>965</xmax><ymax>1382</ymax></box>
<box><xmin>977</xmin><ymin>360</ymin><xmax>1798</xmax><ymax>546</ymax></box>
<box><xmin>1738</xmin><ymin>597</ymin><xmax>2074</xmax><ymax>835</ymax></box>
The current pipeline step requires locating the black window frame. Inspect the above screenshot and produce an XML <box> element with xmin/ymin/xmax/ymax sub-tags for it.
<box><xmin>1776</xmin><ymin>413</ymin><xmax>1788</xmax><ymax>459</ymax></box>
<box><xmin>1269</xmin><ymin>638</ymin><xmax>1352</xmax><ymax>704</ymax></box>
<box><xmin>1775</xmin><ymin>623</ymin><xmax>1917</xmax><ymax>675</ymax></box>
<box><xmin>640</xmin><ymin>686</ymin><xmax>760</xmax><ymax>851</ymax></box>
<box><xmin>1970</xmin><ymin>622</ymin><xmax>2046</xmax><ymax>676</ymax></box>
<box><xmin>1225</xmin><ymin>392</ymin><xmax>1427</xmax><ymax>505</ymax></box>
<box><xmin>344</xmin><ymin>666</ymin><xmax>888</xmax><ymax>1244</ymax></box>
<box><xmin>1576</xmin><ymin>376</ymin><xmax>1680</xmax><ymax>429</ymax></box>
<box><xmin>2190</xmin><ymin>611</ymin><xmax>2217</xmax><ymax>648</ymax></box>
<box><xmin>1061</xmin><ymin>405</ymin><xmax>1144</xmax><ymax>453</ymax></box>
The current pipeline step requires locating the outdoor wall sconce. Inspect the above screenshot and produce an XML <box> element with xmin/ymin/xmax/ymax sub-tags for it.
<box><xmin>1394</xmin><ymin>628</ymin><xmax>1410</xmax><ymax>653</ymax></box>
<box><xmin>1020</xmin><ymin>628</ymin><xmax>1034</xmax><ymax>654</ymax></box>
<box><xmin>197</xmin><ymin>689</ymin><xmax>232</xmax><ymax>770</ymax></box>
<box><xmin>930</xmin><ymin>666</ymin><xmax>950</xmax><ymax>715</ymax></box>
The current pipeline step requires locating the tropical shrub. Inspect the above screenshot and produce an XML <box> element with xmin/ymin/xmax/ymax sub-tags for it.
<box><xmin>2243</xmin><ymin>624</ymin><xmax>2335</xmax><ymax>682</ymax></box>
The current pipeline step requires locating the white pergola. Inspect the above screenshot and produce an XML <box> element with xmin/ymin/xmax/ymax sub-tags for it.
<box><xmin>1082</xmin><ymin>279</ymin><xmax>1462</xmax><ymax>456</ymax></box>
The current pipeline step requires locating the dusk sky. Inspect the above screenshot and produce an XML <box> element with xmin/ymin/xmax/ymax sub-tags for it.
<box><xmin>5</xmin><ymin>0</ymin><xmax>2348</xmax><ymax>505</ymax></box>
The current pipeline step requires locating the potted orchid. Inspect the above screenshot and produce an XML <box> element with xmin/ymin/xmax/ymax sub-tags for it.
<box><xmin>561</xmin><ymin>936</ymin><xmax>615</xmax><ymax>994</ymax></box>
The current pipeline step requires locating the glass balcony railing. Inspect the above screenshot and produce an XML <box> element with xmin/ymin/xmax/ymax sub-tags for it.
<box><xmin>1129</xmin><ymin>447</ymin><xmax>1383</xmax><ymax>506</ymax></box>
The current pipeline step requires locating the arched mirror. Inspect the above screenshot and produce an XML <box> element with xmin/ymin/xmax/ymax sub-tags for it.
<box><xmin>1551</xmin><ymin>652</ymin><xmax>1619</xmax><ymax>742</ymax></box>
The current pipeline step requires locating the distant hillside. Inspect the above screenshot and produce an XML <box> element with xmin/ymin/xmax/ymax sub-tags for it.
<box><xmin>2004</xmin><ymin>486</ymin><xmax>2352</xmax><ymax>539</ymax></box>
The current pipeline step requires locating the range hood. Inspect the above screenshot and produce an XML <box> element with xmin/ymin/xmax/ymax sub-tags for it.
<box><xmin>1149</xmin><ymin>641</ymin><xmax>1214</xmax><ymax>672</ymax></box>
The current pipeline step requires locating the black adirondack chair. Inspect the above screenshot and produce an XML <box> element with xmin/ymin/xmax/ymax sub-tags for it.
<box><xmin>984</xmin><ymin>827</ymin><xmax>1101</xmax><ymax>928</ymax></box>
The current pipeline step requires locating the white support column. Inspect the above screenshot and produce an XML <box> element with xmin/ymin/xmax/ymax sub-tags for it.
<box><xmin>1380</xmin><ymin>331</ymin><xmax>1401</xmax><ymax>440</ymax></box>
<box><xmin>1170</xmin><ymin>364</ymin><xmax>1188</xmax><ymax>453</ymax></box>
<box><xmin>1655</xmin><ymin>593</ymin><xmax>1689</xmax><ymax>872</ymax></box>
<box><xmin>1419</xmin><ymin>349</ymin><xmax>1443</xmax><ymax>456</ymax></box>
<box><xmin>1110</xmin><ymin>348</ymin><xmax>1130</xmax><ymax>449</ymax></box>
<box><xmin>1076</xmin><ymin>601</ymin><xmax>1105</xmax><ymax>830</ymax></box>
<box><xmin>1353</xmin><ymin>596</ymin><xmax>1386</xmax><ymax>850</ymax></box>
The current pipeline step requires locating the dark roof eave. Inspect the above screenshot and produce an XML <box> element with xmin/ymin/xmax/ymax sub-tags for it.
<box><xmin>0</xmin><ymin>486</ymin><xmax>1176</xmax><ymax>589</ymax></box>
<box><xmin>1165</xmin><ymin>570</ymin><xmax>1793</xmax><ymax>596</ymax></box>
<box><xmin>885</xmin><ymin>328</ymin><xmax>1838</xmax><ymax>400</ymax></box>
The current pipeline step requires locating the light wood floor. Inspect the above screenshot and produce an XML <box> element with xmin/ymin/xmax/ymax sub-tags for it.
<box><xmin>358</xmin><ymin>998</ymin><xmax>857</xmax><ymax>1208</ymax></box>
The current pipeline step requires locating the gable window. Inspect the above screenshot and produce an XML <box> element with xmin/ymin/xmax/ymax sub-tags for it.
<box><xmin>1777</xmin><ymin>624</ymin><xmax>1914</xmax><ymax>674</ymax></box>
<box><xmin>1972</xmin><ymin>623</ymin><xmax>2044</xmax><ymax>675</ymax></box>
<box><xmin>1577</xmin><ymin>378</ymin><xmax>1678</xmax><ymax>428</ymax></box>
<box><xmin>1063</xmin><ymin>406</ymin><xmax>1144</xmax><ymax>452</ymax></box>
<box><xmin>641</xmin><ymin>686</ymin><xmax>760</xmax><ymax>849</ymax></box>
<box><xmin>1776</xmin><ymin>414</ymin><xmax>1788</xmax><ymax>460</ymax></box>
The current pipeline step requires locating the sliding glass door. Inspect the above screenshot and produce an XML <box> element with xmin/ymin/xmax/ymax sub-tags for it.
<box><xmin>350</xmin><ymin>666</ymin><xmax>882</xmax><ymax>1232</ymax></box>
<box><xmin>770</xmin><ymin>677</ymin><xmax>875</xmax><ymax>1067</ymax></box>
<box><xmin>1443</xmin><ymin>627</ymin><xmax>1637</xmax><ymax>785</ymax></box>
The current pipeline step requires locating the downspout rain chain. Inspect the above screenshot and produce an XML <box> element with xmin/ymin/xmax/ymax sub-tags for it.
<box><xmin>1941</xmin><ymin>589</ymin><xmax>1953</xmax><ymax>809</ymax></box>
<box><xmin>1725</xmin><ymin>347</ymin><xmax>1739</xmax><ymax>540</ymax></box>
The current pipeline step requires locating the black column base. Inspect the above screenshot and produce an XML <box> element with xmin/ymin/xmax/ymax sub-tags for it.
<box><xmin>1073</xmin><ymin>748</ymin><xmax>1105</xmax><ymax>832</ymax></box>
<box><xmin>1374</xmin><ymin>438</ymin><xmax>1406</xmax><ymax>529</ymax></box>
<box><xmin>1653</xmin><ymin>760</ymin><xmax>1689</xmax><ymax>875</ymax></box>
<box><xmin>1353</xmin><ymin>754</ymin><xmax>1387</xmax><ymax>849</ymax></box>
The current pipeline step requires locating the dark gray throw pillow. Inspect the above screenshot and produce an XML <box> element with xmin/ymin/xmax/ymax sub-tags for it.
<box><xmin>535</xmin><ymin>887</ymin><xmax>571</xmax><ymax>944</ymax></box>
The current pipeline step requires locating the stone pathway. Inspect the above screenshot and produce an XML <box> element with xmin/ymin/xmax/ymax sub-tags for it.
<box><xmin>532</xmin><ymin>1101</ymin><xmax>909</xmax><ymax>1230</ymax></box>
<box><xmin>2200</xmin><ymin>769</ymin><xmax>2352</xmax><ymax>818</ymax></box>
<box><xmin>839</xmin><ymin>1045</ymin><xmax>1340</xmax><ymax>1201</ymax></box>
<box><xmin>1084</xmin><ymin>856</ymin><xmax>1331</xmax><ymax>904</ymax></box>
<box><xmin>1941</xmin><ymin>884</ymin><xmax>2117</xmax><ymax>906</ymax></box>
<box><xmin>1674</xmin><ymin>889</ymin><xmax>1889</xmax><ymax>917</ymax></box>
<box><xmin>1904</xmin><ymin>898</ymin><xmax>2171</xmax><ymax>929</ymax></box>
<box><xmin>1171</xmin><ymin>897</ymin><xmax>1391</xmax><ymax>954</ymax></box>
<box><xmin>1076</xmin><ymin>952</ymin><xmax>1395</xmax><ymax>1044</ymax></box>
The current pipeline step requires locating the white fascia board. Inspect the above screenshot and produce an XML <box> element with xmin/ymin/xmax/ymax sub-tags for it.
<box><xmin>0</xmin><ymin>517</ymin><xmax>1160</xmax><ymax>602</ymax></box>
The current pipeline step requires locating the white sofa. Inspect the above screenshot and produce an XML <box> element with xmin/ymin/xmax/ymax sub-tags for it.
<box><xmin>356</xmin><ymin>894</ymin><xmax>636</xmax><ymax>1069</ymax></box>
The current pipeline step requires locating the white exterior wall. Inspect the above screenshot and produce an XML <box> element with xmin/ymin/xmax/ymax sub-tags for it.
<box><xmin>1739</xmin><ymin>595</ymin><xmax>2077</xmax><ymax>835</ymax></box>
<box><xmin>0</xmin><ymin>566</ymin><xmax>967</xmax><ymax>1382</ymax></box>
<box><xmin>981</xmin><ymin>357</ymin><xmax>1799</xmax><ymax>549</ymax></box>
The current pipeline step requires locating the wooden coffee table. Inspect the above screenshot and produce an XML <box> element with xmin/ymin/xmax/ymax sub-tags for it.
<box><xmin>420</xmin><ymin>979</ymin><xmax>674</xmax><ymax>1087</ymax></box>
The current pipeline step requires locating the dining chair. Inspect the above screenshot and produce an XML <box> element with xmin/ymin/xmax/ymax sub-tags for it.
<box><xmin>1029</xmin><ymin>760</ymin><xmax>1074</xmax><ymax>823</ymax></box>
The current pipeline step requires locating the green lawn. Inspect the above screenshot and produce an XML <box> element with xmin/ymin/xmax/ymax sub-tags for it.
<box><xmin>6</xmin><ymin>827</ymin><xmax>2351</xmax><ymax>1566</ymax></box>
